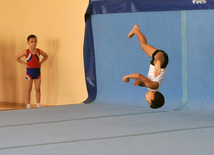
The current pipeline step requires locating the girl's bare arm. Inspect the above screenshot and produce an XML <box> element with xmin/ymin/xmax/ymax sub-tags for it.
<box><xmin>39</xmin><ymin>50</ymin><xmax>48</xmax><ymax>66</ymax></box>
<box><xmin>15</xmin><ymin>51</ymin><xmax>28</xmax><ymax>67</ymax></box>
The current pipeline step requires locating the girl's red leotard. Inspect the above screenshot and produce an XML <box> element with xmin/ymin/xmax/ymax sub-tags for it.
<box><xmin>26</xmin><ymin>49</ymin><xmax>41</xmax><ymax>79</ymax></box>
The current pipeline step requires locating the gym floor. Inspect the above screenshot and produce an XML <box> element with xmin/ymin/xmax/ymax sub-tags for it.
<box><xmin>0</xmin><ymin>103</ymin><xmax>214</xmax><ymax>155</ymax></box>
<box><xmin>0</xmin><ymin>102</ymin><xmax>48</xmax><ymax>111</ymax></box>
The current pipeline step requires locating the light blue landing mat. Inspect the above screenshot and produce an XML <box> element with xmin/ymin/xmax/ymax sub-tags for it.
<box><xmin>0</xmin><ymin>104</ymin><xmax>214</xmax><ymax>155</ymax></box>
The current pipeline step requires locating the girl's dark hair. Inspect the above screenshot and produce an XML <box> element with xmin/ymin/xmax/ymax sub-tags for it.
<box><xmin>150</xmin><ymin>91</ymin><xmax>165</xmax><ymax>109</ymax></box>
<box><xmin>27</xmin><ymin>34</ymin><xmax>37</xmax><ymax>41</ymax></box>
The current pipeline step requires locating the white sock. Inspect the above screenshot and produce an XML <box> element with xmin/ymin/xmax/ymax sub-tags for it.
<box><xmin>27</xmin><ymin>104</ymin><xmax>31</xmax><ymax>109</ymax></box>
<box><xmin>37</xmin><ymin>103</ymin><xmax>40</xmax><ymax>108</ymax></box>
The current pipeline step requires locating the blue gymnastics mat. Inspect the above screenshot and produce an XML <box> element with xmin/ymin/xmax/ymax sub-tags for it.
<box><xmin>0</xmin><ymin>104</ymin><xmax>214</xmax><ymax>155</ymax></box>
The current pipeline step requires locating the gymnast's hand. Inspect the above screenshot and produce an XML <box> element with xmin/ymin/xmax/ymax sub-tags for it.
<box><xmin>133</xmin><ymin>79</ymin><xmax>141</xmax><ymax>86</ymax></box>
<box><xmin>134</xmin><ymin>79</ymin><xmax>146</xmax><ymax>87</ymax></box>
<box><xmin>25</xmin><ymin>63</ymin><xmax>29</xmax><ymax>68</ymax></box>
<box><xmin>122</xmin><ymin>76</ymin><xmax>130</xmax><ymax>82</ymax></box>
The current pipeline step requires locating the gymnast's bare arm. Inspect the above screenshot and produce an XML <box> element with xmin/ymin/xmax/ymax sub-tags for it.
<box><xmin>122</xmin><ymin>73</ymin><xmax>159</xmax><ymax>90</ymax></box>
<box><xmin>15</xmin><ymin>51</ymin><xmax>29</xmax><ymax>68</ymax></box>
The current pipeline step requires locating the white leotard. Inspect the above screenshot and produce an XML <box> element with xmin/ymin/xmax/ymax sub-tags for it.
<box><xmin>147</xmin><ymin>64</ymin><xmax>168</xmax><ymax>91</ymax></box>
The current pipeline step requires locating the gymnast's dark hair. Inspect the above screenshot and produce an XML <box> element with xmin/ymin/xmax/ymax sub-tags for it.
<box><xmin>150</xmin><ymin>91</ymin><xmax>165</xmax><ymax>109</ymax></box>
<box><xmin>27</xmin><ymin>34</ymin><xmax>37</xmax><ymax>41</ymax></box>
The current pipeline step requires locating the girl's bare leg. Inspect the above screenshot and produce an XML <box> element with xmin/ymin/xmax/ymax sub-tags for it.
<box><xmin>34</xmin><ymin>78</ymin><xmax>41</xmax><ymax>105</ymax></box>
<box><xmin>128</xmin><ymin>25</ymin><xmax>157</xmax><ymax>58</ymax></box>
<box><xmin>26</xmin><ymin>79</ymin><xmax>33</xmax><ymax>108</ymax></box>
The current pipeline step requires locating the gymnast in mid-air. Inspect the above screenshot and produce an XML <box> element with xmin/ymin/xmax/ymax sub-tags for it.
<box><xmin>122</xmin><ymin>25</ymin><xmax>169</xmax><ymax>109</ymax></box>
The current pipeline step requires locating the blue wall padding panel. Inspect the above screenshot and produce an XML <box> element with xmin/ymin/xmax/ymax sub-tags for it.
<box><xmin>84</xmin><ymin>0</ymin><xmax>214</xmax><ymax>113</ymax></box>
<box><xmin>91</xmin><ymin>12</ymin><xmax>182</xmax><ymax>109</ymax></box>
<box><xmin>83</xmin><ymin>0</ymin><xmax>97</xmax><ymax>103</ymax></box>
<box><xmin>91</xmin><ymin>0</ymin><xmax>214</xmax><ymax>13</ymax></box>
<box><xmin>182</xmin><ymin>10</ymin><xmax>214</xmax><ymax>113</ymax></box>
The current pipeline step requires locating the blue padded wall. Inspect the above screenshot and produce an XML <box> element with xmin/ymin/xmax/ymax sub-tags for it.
<box><xmin>84</xmin><ymin>0</ymin><xmax>214</xmax><ymax>113</ymax></box>
<box><xmin>182</xmin><ymin>10</ymin><xmax>214</xmax><ymax>114</ymax></box>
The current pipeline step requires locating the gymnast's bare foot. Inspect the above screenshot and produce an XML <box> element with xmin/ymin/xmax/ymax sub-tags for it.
<box><xmin>128</xmin><ymin>25</ymin><xmax>139</xmax><ymax>38</ymax></box>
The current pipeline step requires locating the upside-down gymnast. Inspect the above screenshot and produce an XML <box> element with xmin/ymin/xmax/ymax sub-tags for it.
<box><xmin>15</xmin><ymin>35</ymin><xmax>48</xmax><ymax>108</ymax></box>
<box><xmin>122</xmin><ymin>25</ymin><xmax>169</xmax><ymax>109</ymax></box>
